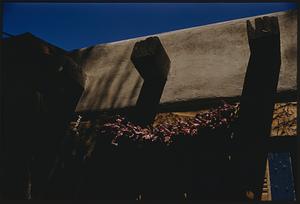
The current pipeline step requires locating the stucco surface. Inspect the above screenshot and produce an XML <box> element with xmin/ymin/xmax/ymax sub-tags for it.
<box><xmin>73</xmin><ymin>10</ymin><xmax>297</xmax><ymax>112</ymax></box>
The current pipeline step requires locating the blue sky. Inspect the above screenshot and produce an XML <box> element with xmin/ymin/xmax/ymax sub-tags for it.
<box><xmin>3</xmin><ymin>3</ymin><xmax>297</xmax><ymax>51</ymax></box>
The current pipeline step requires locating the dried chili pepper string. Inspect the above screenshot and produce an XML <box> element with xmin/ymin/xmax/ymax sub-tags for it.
<box><xmin>96</xmin><ymin>103</ymin><xmax>239</xmax><ymax>147</ymax></box>
<box><xmin>68</xmin><ymin>103</ymin><xmax>239</xmax><ymax>160</ymax></box>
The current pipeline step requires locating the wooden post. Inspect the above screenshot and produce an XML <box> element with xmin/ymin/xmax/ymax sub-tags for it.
<box><xmin>130</xmin><ymin>36</ymin><xmax>170</xmax><ymax>127</ymax></box>
<box><xmin>235</xmin><ymin>16</ymin><xmax>281</xmax><ymax>200</ymax></box>
<box><xmin>131</xmin><ymin>37</ymin><xmax>179</xmax><ymax>200</ymax></box>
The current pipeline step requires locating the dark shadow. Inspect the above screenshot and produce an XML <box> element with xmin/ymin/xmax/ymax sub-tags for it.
<box><xmin>71</xmin><ymin>36</ymin><xmax>173</xmax><ymax>200</ymax></box>
<box><xmin>132</xmin><ymin>79</ymin><xmax>167</xmax><ymax>127</ymax></box>
<box><xmin>76</xmin><ymin>89</ymin><xmax>296</xmax><ymax>120</ymax></box>
<box><xmin>76</xmin><ymin>43</ymin><xmax>142</xmax><ymax>115</ymax></box>
<box><xmin>233</xmin><ymin>16</ymin><xmax>282</xmax><ymax>200</ymax></box>
<box><xmin>130</xmin><ymin>36</ymin><xmax>171</xmax><ymax>127</ymax></box>
<box><xmin>1</xmin><ymin>33</ymin><xmax>84</xmax><ymax>200</ymax></box>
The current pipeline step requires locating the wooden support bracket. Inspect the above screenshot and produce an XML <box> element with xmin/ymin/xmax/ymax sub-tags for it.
<box><xmin>130</xmin><ymin>36</ymin><xmax>171</xmax><ymax>126</ymax></box>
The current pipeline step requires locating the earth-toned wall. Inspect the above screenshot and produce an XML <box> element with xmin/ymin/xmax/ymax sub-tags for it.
<box><xmin>72</xmin><ymin>9</ymin><xmax>297</xmax><ymax>113</ymax></box>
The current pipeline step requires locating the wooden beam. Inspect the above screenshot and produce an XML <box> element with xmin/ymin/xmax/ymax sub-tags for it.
<box><xmin>130</xmin><ymin>36</ymin><xmax>170</xmax><ymax>126</ymax></box>
<box><xmin>235</xmin><ymin>16</ymin><xmax>282</xmax><ymax>200</ymax></box>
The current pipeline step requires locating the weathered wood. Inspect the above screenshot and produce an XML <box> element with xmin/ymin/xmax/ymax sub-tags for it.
<box><xmin>235</xmin><ymin>16</ymin><xmax>282</xmax><ymax>200</ymax></box>
<box><xmin>130</xmin><ymin>37</ymin><xmax>170</xmax><ymax>126</ymax></box>
<box><xmin>131</xmin><ymin>36</ymin><xmax>170</xmax><ymax>81</ymax></box>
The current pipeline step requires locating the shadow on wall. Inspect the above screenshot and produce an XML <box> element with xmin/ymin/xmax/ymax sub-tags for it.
<box><xmin>75</xmin><ymin>44</ymin><xmax>143</xmax><ymax>113</ymax></box>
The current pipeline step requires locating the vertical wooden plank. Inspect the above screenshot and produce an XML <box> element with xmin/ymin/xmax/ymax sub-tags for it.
<box><xmin>235</xmin><ymin>16</ymin><xmax>282</xmax><ymax>200</ymax></box>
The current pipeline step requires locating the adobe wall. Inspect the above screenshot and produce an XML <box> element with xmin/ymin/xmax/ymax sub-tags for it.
<box><xmin>72</xmin><ymin>9</ymin><xmax>297</xmax><ymax>112</ymax></box>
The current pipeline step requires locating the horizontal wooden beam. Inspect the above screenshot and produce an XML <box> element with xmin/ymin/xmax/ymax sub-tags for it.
<box><xmin>266</xmin><ymin>136</ymin><xmax>297</xmax><ymax>153</ymax></box>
